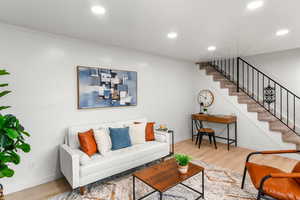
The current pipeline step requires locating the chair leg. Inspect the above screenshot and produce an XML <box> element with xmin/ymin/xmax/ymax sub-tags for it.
<box><xmin>212</xmin><ymin>133</ymin><xmax>217</xmax><ymax>149</ymax></box>
<box><xmin>241</xmin><ymin>166</ymin><xmax>247</xmax><ymax>189</ymax></box>
<box><xmin>209</xmin><ymin>135</ymin><xmax>212</xmax><ymax>144</ymax></box>
<box><xmin>256</xmin><ymin>190</ymin><xmax>262</xmax><ymax>200</ymax></box>
<box><xmin>198</xmin><ymin>134</ymin><xmax>203</xmax><ymax>149</ymax></box>
<box><xmin>195</xmin><ymin>132</ymin><xmax>199</xmax><ymax>145</ymax></box>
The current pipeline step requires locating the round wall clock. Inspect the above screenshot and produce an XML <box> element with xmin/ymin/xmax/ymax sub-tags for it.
<box><xmin>197</xmin><ymin>89</ymin><xmax>214</xmax><ymax>107</ymax></box>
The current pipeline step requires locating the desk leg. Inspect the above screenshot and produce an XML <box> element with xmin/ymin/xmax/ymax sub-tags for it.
<box><xmin>192</xmin><ymin>119</ymin><xmax>194</xmax><ymax>141</ymax></box>
<box><xmin>227</xmin><ymin>124</ymin><xmax>230</xmax><ymax>151</ymax></box>
<box><xmin>235</xmin><ymin>121</ymin><xmax>237</xmax><ymax>147</ymax></box>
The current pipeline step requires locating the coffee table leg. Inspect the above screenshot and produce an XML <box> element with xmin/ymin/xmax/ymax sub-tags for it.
<box><xmin>159</xmin><ymin>192</ymin><xmax>163</xmax><ymax>200</ymax></box>
<box><xmin>202</xmin><ymin>170</ymin><xmax>205</xmax><ymax>199</ymax></box>
<box><xmin>133</xmin><ymin>176</ymin><xmax>135</xmax><ymax>200</ymax></box>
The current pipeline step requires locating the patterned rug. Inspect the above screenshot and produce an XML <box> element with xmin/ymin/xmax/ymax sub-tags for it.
<box><xmin>49</xmin><ymin>160</ymin><xmax>257</xmax><ymax>200</ymax></box>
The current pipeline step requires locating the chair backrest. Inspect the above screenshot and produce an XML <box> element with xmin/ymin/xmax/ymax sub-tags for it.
<box><xmin>292</xmin><ymin>161</ymin><xmax>300</xmax><ymax>185</ymax></box>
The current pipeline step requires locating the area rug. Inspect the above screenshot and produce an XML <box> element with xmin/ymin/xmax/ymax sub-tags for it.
<box><xmin>49</xmin><ymin>160</ymin><xmax>257</xmax><ymax>200</ymax></box>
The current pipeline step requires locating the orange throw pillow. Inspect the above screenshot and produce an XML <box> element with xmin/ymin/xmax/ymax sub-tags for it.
<box><xmin>145</xmin><ymin>122</ymin><xmax>155</xmax><ymax>141</ymax></box>
<box><xmin>78</xmin><ymin>129</ymin><xmax>97</xmax><ymax>156</ymax></box>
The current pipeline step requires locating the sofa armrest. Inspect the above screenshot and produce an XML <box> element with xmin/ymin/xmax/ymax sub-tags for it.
<box><xmin>60</xmin><ymin>144</ymin><xmax>80</xmax><ymax>189</ymax></box>
<box><xmin>154</xmin><ymin>131</ymin><xmax>170</xmax><ymax>144</ymax></box>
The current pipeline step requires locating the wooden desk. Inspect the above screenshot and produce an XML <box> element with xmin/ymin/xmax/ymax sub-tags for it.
<box><xmin>192</xmin><ymin>114</ymin><xmax>237</xmax><ymax>150</ymax></box>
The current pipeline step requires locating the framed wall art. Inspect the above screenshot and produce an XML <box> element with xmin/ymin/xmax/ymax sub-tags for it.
<box><xmin>77</xmin><ymin>66</ymin><xmax>137</xmax><ymax>109</ymax></box>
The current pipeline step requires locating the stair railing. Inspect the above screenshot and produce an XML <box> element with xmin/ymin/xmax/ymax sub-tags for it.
<box><xmin>208</xmin><ymin>57</ymin><xmax>300</xmax><ymax>135</ymax></box>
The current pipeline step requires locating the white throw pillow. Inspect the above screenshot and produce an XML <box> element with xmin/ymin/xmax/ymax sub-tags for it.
<box><xmin>93</xmin><ymin>128</ymin><xmax>112</xmax><ymax>156</ymax></box>
<box><xmin>129</xmin><ymin>123</ymin><xmax>146</xmax><ymax>144</ymax></box>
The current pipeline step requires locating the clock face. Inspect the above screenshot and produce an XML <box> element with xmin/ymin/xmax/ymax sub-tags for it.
<box><xmin>198</xmin><ymin>90</ymin><xmax>214</xmax><ymax>107</ymax></box>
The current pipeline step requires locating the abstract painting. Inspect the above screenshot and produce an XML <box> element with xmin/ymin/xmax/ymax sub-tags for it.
<box><xmin>77</xmin><ymin>66</ymin><xmax>137</xmax><ymax>109</ymax></box>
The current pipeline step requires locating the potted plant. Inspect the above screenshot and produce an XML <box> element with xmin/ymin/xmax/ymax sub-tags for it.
<box><xmin>174</xmin><ymin>154</ymin><xmax>192</xmax><ymax>174</ymax></box>
<box><xmin>0</xmin><ymin>69</ymin><xmax>31</xmax><ymax>198</ymax></box>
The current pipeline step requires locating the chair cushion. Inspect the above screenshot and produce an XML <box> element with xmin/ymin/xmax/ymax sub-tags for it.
<box><xmin>145</xmin><ymin>122</ymin><xmax>155</xmax><ymax>141</ymax></box>
<box><xmin>246</xmin><ymin>162</ymin><xmax>300</xmax><ymax>200</ymax></box>
<box><xmin>292</xmin><ymin>161</ymin><xmax>300</xmax><ymax>185</ymax></box>
<box><xmin>109</xmin><ymin>127</ymin><xmax>132</xmax><ymax>150</ymax></box>
<box><xmin>198</xmin><ymin>128</ymin><xmax>214</xmax><ymax>133</ymax></box>
<box><xmin>78</xmin><ymin>129</ymin><xmax>98</xmax><ymax>156</ymax></box>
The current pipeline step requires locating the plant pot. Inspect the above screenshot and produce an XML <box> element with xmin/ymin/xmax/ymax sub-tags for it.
<box><xmin>178</xmin><ymin>164</ymin><xmax>189</xmax><ymax>174</ymax></box>
<box><xmin>0</xmin><ymin>184</ymin><xmax>4</xmax><ymax>200</ymax></box>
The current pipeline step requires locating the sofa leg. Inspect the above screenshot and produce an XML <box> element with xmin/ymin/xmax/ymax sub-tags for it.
<box><xmin>79</xmin><ymin>186</ymin><xmax>86</xmax><ymax>195</ymax></box>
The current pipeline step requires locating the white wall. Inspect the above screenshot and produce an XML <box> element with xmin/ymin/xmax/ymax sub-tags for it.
<box><xmin>0</xmin><ymin>23</ymin><xmax>196</xmax><ymax>194</ymax></box>
<box><xmin>246</xmin><ymin>48</ymin><xmax>300</xmax><ymax>95</ymax></box>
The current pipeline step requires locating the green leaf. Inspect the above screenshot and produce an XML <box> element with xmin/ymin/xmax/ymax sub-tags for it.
<box><xmin>5</xmin><ymin>128</ymin><xmax>19</xmax><ymax>139</ymax></box>
<box><xmin>17</xmin><ymin>143</ymin><xmax>31</xmax><ymax>153</ymax></box>
<box><xmin>22</xmin><ymin>131</ymin><xmax>30</xmax><ymax>137</ymax></box>
<box><xmin>0</xmin><ymin>90</ymin><xmax>11</xmax><ymax>98</ymax></box>
<box><xmin>0</xmin><ymin>70</ymin><xmax>9</xmax><ymax>76</ymax></box>
<box><xmin>0</xmin><ymin>83</ymin><xmax>8</xmax><ymax>87</ymax></box>
<box><xmin>0</xmin><ymin>166</ymin><xmax>14</xmax><ymax>177</ymax></box>
<box><xmin>0</xmin><ymin>106</ymin><xmax>11</xmax><ymax>111</ymax></box>
<box><xmin>9</xmin><ymin>152</ymin><xmax>20</xmax><ymax>164</ymax></box>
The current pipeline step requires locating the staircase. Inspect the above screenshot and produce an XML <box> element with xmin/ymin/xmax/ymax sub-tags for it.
<box><xmin>197</xmin><ymin>57</ymin><xmax>300</xmax><ymax>147</ymax></box>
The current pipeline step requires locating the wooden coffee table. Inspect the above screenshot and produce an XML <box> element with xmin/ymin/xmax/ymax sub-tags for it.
<box><xmin>133</xmin><ymin>158</ymin><xmax>204</xmax><ymax>200</ymax></box>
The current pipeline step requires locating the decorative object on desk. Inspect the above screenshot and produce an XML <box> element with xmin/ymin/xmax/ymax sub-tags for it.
<box><xmin>156</xmin><ymin>124</ymin><xmax>168</xmax><ymax>131</ymax></box>
<box><xmin>203</xmin><ymin>107</ymin><xmax>208</xmax><ymax>114</ymax></box>
<box><xmin>264</xmin><ymin>85</ymin><xmax>276</xmax><ymax>105</ymax></box>
<box><xmin>197</xmin><ymin>89</ymin><xmax>214</xmax><ymax>113</ymax></box>
<box><xmin>0</xmin><ymin>69</ymin><xmax>31</xmax><ymax>197</ymax></box>
<box><xmin>77</xmin><ymin>66</ymin><xmax>137</xmax><ymax>109</ymax></box>
<box><xmin>174</xmin><ymin>154</ymin><xmax>192</xmax><ymax>174</ymax></box>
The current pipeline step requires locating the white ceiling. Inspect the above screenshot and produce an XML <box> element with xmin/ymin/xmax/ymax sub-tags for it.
<box><xmin>0</xmin><ymin>0</ymin><xmax>299</xmax><ymax>62</ymax></box>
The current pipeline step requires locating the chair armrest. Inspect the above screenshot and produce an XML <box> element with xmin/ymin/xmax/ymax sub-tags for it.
<box><xmin>270</xmin><ymin>173</ymin><xmax>300</xmax><ymax>178</ymax></box>
<box><xmin>260</xmin><ymin>150</ymin><xmax>300</xmax><ymax>154</ymax></box>
<box><xmin>59</xmin><ymin>144</ymin><xmax>80</xmax><ymax>189</ymax></box>
<box><xmin>245</xmin><ymin>150</ymin><xmax>300</xmax><ymax>163</ymax></box>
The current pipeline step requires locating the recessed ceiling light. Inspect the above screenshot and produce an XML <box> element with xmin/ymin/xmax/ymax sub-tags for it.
<box><xmin>247</xmin><ymin>0</ymin><xmax>264</xmax><ymax>10</ymax></box>
<box><xmin>207</xmin><ymin>46</ymin><xmax>216</xmax><ymax>51</ymax></box>
<box><xmin>276</xmin><ymin>29</ymin><xmax>290</xmax><ymax>36</ymax></box>
<box><xmin>91</xmin><ymin>6</ymin><xmax>106</xmax><ymax>15</ymax></box>
<box><xmin>167</xmin><ymin>32</ymin><xmax>178</xmax><ymax>39</ymax></box>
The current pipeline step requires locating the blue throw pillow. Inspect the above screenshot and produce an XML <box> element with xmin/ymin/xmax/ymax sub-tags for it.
<box><xmin>109</xmin><ymin>127</ymin><xmax>132</xmax><ymax>150</ymax></box>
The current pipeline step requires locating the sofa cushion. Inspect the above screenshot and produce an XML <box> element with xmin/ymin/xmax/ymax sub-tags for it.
<box><xmin>67</xmin><ymin>118</ymin><xmax>147</xmax><ymax>149</ymax></box>
<box><xmin>93</xmin><ymin>129</ymin><xmax>112</xmax><ymax>156</ymax></box>
<box><xmin>129</xmin><ymin>123</ymin><xmax>146</xmax><ymax>144</ymax></box>
<box><xmin>80</xmin><ymin>141</ymin><xmax>169</xmax><ymax>177</ymax></box>
<box><xmin>109</xmin><ymin>127</ymin><xmax>132</xmax><ymax>150</ymax></box>
<box><xmin>78</xmin><ymin>129</ymin><xmax>97</xmax><ymax>156</ymax></box>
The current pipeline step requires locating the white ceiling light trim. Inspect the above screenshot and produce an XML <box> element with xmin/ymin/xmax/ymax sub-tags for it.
<box><xmin>207</xmin><ymin>46</ymin><xmax>216</xmax><ymax>51</ymax></box>
<box><xmin>167</xmin><ymin>32</ymin><xmax>178</xmax><ymax>39</ymax></box>
<box><xmin>91</xmin><ymin>6</ymin><xmax>106</xmax><ymax>15</ymax></box>
<box><xmin>276</xmin><ymin>29</ymin><xmax>290</xmax><ymax>36</ymax></box>
<box><xmin>247</xmin><ymin>0</ymin><xmax>264</xmax><ymax>10</ymax></box>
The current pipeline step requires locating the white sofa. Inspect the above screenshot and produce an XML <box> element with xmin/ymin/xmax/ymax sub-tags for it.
<box><xmin>60</xmin><ymin>118</ymin><xmax>171</xmax><ymax>189</ymax></box>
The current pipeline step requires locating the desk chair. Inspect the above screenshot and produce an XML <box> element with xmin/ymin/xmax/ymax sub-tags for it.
<box><xmin>194</xmin><ymin>120</ymin><xmax>217</xmax><ymax>149</ymax></box>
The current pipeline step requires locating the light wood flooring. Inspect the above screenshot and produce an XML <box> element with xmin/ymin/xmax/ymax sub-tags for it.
<box><xmin>6</xmin><ymin>139</ymin><xmax>298</xmax><ymax>200</ymax></box>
